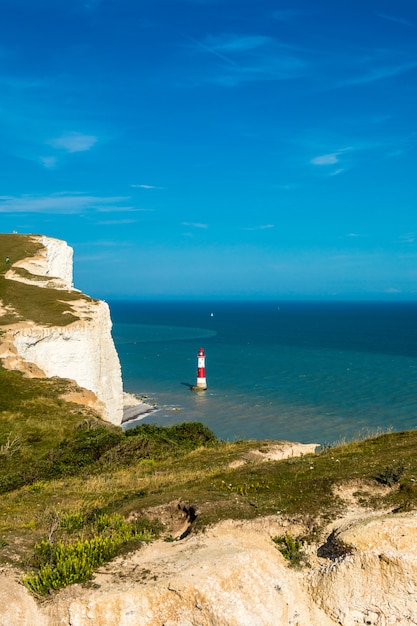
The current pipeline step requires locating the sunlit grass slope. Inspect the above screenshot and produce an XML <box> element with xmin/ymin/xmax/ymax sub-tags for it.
<box><xmin>1</xmin><ymin>232</ymin><xmax>417</xmax><ymax>595</ymax></box>
<box><xmin>0</xmin><ymin>233</ymin><xmax>91</xmax><ymax>326</ymax></box>
<box><xmin>2</xmin><ymin>388</ymin><xmax>417</xmax><ymax>592</ymax></box>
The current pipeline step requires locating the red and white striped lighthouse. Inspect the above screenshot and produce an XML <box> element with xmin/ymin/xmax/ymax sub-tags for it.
<box><xmin>195</xmin><ymin>347</ymin><xmax>207</xmax><ymax>390</ymax></box>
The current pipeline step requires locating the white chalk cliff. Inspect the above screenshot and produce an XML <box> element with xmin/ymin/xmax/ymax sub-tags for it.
<box><xmin>0</xmin><ymin>235</ymin><xmax>123</xmax><ymax>425</ymax></box>
<box><xmin>5</xmin><ymin>235</ymin><xmax>74</xmax><ymax>290</ymax></box>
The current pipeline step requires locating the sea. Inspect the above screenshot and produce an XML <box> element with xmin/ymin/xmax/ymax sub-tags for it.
<box><xmin>109</xmin><ymin>300</ymin><xmax>417</xmax><ymax>446</ymax></box>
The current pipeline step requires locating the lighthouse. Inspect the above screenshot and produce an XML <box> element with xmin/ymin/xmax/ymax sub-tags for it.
<box><xmin>194</xmin><ymin>347</ymin><xmax>207</xmax><ymax>391</ymax></box>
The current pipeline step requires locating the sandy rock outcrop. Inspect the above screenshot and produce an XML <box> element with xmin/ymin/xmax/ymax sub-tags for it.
<box><xmin>45</xmin><ymin>521</ymin><xmax>336</xmax><ymax>626</ymax></box>
<box><xmin>0</xmin><ymin>569</ymin><xmax>46</xmax><ymax>626</ymax></box>
<box><xmin>1</xmin><ymin>511</ymin><xmax>417</xmax><ymax>625</ymax></box>
<box><xmin>310</xmin><ymin>512</ymin><xmax>417</xmax><ymax>625</ymax></box>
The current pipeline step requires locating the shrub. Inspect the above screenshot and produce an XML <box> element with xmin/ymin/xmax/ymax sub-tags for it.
<box><xmin>125</xmin><ymin>421</ymin><xmax>216</xmax><ymax>446</ymax></box>
<box><xmin>23</xmin><ymin>513</ymin><xmax>157</xmax><ymax>595</ymax></box>
<box><xmin>60</xmin><ymin>511</ymin><xmax>85</xmax><ymax>534</ymax></box>
<box><xmin>272</xmin><ymin>534</ymin><xmax>309</xmax><ymax>569</ymax></box>
<box><xmin>376</xmin><ymin>464</ymin><xmax>405</xmax><ymax>487</ymax></box>
<box><xmin>42</xmin><ymin>428</ymin><xmax>124</xmax><ymax>478</ymax></box>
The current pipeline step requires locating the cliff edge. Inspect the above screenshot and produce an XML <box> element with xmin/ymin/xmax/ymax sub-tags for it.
<box><xmin>0</xmin><ymin>233</ymin><xmax>123</xmax><ymax>424</ymax></box>
<box><xmin>1</xmin><ymin>507</ymin><xmax>417</xmax><ymax>625</ymax></box>
<box><xmin>1</xmin><ymin>234</ymin><xmax>417</xmax><ymax>626</ymax></box>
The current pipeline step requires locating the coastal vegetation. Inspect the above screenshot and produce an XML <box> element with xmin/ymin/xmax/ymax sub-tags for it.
<box><xmin>2</xmin><ymin>232</ymin><xmax>417</xmax><ymax>597</ymax></box>
<box><xmin>272</xmin><ymin>533</ymin><xmax>310</xmax><ymax>569</ymax></box>
<box><xmin>0</xmin><ymin>233</ymin><xmax>91</xmax><ymax>326</ymax></box>
<box><xmin>2</xmin><ymin>359</ymin><xmax>417</xmax><ymax>594</ymax></box>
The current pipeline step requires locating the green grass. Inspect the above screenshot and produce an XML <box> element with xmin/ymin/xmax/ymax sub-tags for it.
<box><xmin>23</xmin><ymin>512</ymin><xmax>161</xmax><ymax>595</ymax></box>
<box><xmin>2</xmin><ymin>364</ymin><xmax>415</xmax><ymax>563</ymax></box>
<box><xmin>2</xmin><ymin>367</ymin><xmax>417</xmax><ymax>590</ymax></box>
<box><xmin>0</xmin><ymin>365</ymin><xmax>106</xmax><ymax>491</ymax></box>
<box><xmin>2</xmin><ymin>232</ymin><xmax>417</xmax><ymax>593</ymax></box>
<box><xmin>0</xmin><ymin>233</ymin><xmax>91</xmax><ymax>326</ymax></box>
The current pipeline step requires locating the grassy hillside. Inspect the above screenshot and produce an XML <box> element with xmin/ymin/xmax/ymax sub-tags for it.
<box><xmin>0</xmin><ymin>233</ymin><xmax>91</xmax><ymax>326</ymax></box>
<box><xmin>2</xmin><ymin>362</ymin><xmax>417</xmax><ymax>595</ymax></box>
<box><xmin>1</xmin><ymin>233</ymin><xmax>417</xmax><ymax>595</ymax></box>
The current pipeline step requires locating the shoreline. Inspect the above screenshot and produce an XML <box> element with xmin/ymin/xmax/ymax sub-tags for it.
<box><xmin>122</xmin><ymin>392</ymin><xmax>158</xmax><ymax>425</ymax></box>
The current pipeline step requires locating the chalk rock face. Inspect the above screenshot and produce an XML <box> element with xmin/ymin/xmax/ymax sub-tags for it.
<box><xmin>310</xmin><ymin>512</ymin><xmax>417</xmax><ymax>625</ymax></box>
<box><xmin>47</xmin><ymin>523</ymin><xmax>336</xmax><ymax>626</ymax></box>
<box><xmin>1</xmin><ymin>235</ymin><xmax>123</xmax><ymax>425</ymax></box>
<box><xmin>38</xmin><ymin>235</ymin><xmax>73</xmax><ymax>286</ymax></box>
<box><xmin>12</xmin><ymin>299</ymin><xmax>123</xmax><ymax>425</ymax></box>
<box><xmin>0</xmin><ymin>570</ymin><xmax>46</xmax><ymax>626</ymax></box>
<box><xmin>8</xmin><ymin>235</ymin><xmax>74</xmax><ymax>289</ymax></box>
<box><xmin>2</xmin><ymin>513</ymin><xmax>417</xmax><ymax>625</ymax></box>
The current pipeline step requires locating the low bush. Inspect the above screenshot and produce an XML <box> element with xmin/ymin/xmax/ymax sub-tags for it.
<box><xmin>272</xmin><ymin>533</ymin><xmax>309</xmax><ymax>569</ymax></box>
<box><xmin>376</xmin><ymin>464</ymin><xmax>405</xmax><ymax>487</ymax></box>
<box><xmin>23</xmin><ymin>512</ymin><xmax>158</xmax><ymax>595</ymax></box>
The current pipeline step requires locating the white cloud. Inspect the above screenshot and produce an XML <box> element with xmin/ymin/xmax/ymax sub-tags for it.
<box><xmin>189</xmin><ymin>33</ymin><xmax>307</xmax><ymax>85</ymax></box>
<box><xmin>399</xmin><ymin>233</ymin><xmax>415</xmax><ymax>244</ymax></box>
<box><xmin>311</xmin><ymin>153</ymin><xmax>339</xmax><ymax>165</ymax></box>
<box><xmin>311</xmin><ymin>147</ymin><xmax>352</xmax><ymax>169</ymax></box>
<box><xmin>243</xmin><ymin>224</ymin><xmax>275</xmax><ymax>231</ymax></box>
<box><xmin>131</xmin><ymin>184</ymin><xmax>161</xmax><ymax>189</ymax></box>
<box><xmin>205</xmin><ymin>34</ymin><xmax>273</xmax><ymax>53</ymax></box>
<box><xmin>337</xmin><ymin>60</ymin><xmax>417</xmax><ymax>88</ymax></box>
<box><xmin>97</xmin><ymin>206</ymin><xmax>153</xmax><ymax>213</ymax></box>
<box><xmin>376</xmin><ymin>13</ymin><xmax>413</xmax><ymax>27</ymax></box>
<box><xmin>0</xmin><ymin>192</ymin><xmax>132</xmax><ymax>214</ymax></box>
<box><xmin>39</xmin><ymin>156</ymin><xmax>58</xmax><ymax>169</ymax></box>
<box><xmin>182</xmin><ymin>221</ymin><xmax>208</xmax><ymax>229</ymax></box>
<box><xmin>48</xmin><ymin>132</ymin><xmax>98</xmax><ymax>153</ymax></box>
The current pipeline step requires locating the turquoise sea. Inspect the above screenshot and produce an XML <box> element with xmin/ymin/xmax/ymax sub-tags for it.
<box><xmin>109</xmin><ymin>301</ymin><xmax>417</xmax><ymax>446</ymax></box>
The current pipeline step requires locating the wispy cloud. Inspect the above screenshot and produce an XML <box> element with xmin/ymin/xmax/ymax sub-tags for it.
<box><xmin>308</xmin><ymin>144</ymin><xmax>355</xmax><ymax>177</ymax></box>
<box><xmin>95</xmin><ymin>205</ymin><xmax>148</xmax><ymax>213</ymax></box>
<box><xmin>47</xmin><ymin>132</ymin><xmax>98</xmax><ymax>153</ymax></box>
<box><xmin>204</xmin><ymin>34</ymin><xmax>273</xmax><ymax>54</ymax></box>
<box><xmin>182</xmin><ymin>221</ymin><xmax>208</xmax><ymax>229</ymax></box>
<box><xmin>186</xmin><ymin>35</ymin><xmax>239</xmax><ymax>67</ymax></box>
<box><xmin>130</xmin><ymin>184</ymin><xmax>162</xmax><ymax>189</ymax></box>
<box><xmin>310</xmin><ymin>147</ymin><xmax>352</xmax><ymax>174</ymax></box>
<box><xmin>0</xmin><ymin>193</ymin><xmax>132</xmax><ymax>214</ymax></box>
<box><xmin>376</xmin><ymin>13</ymin><xmax>413</xmax><ymax>27</ymax></box>
<box><xmin>243</xmin><ymin>224</ymin><xmax>275</xmax><ymax>231</ymax></box>
<box><xmin>399</xmin><ymin>232</ymin><xmax>415</xmax><ymax>244</ymax></box>
<box><xmin>311</xmin><ymin>153</ymin><xmax>339</xmax><ymax>165</ymax></box>
<box><xmin>188</xmin><ymin>33</ymin><xmax>307</xmax><ymax>85</ymax></box>
<box><xmin>336</xmin><ymin>60</ymin><xmax>417</xmax><ymax>88</ymax></box>
<box><xmin>39</xmin><ymin>156</ymin><xmax>58</xmax><ymax>169</ymax></box>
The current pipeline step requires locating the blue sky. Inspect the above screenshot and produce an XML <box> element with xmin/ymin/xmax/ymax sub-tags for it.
<box><xmin>1</xmin><ymin>0</ymin><xmax>416</xmax><ymax>300</ymax></box>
